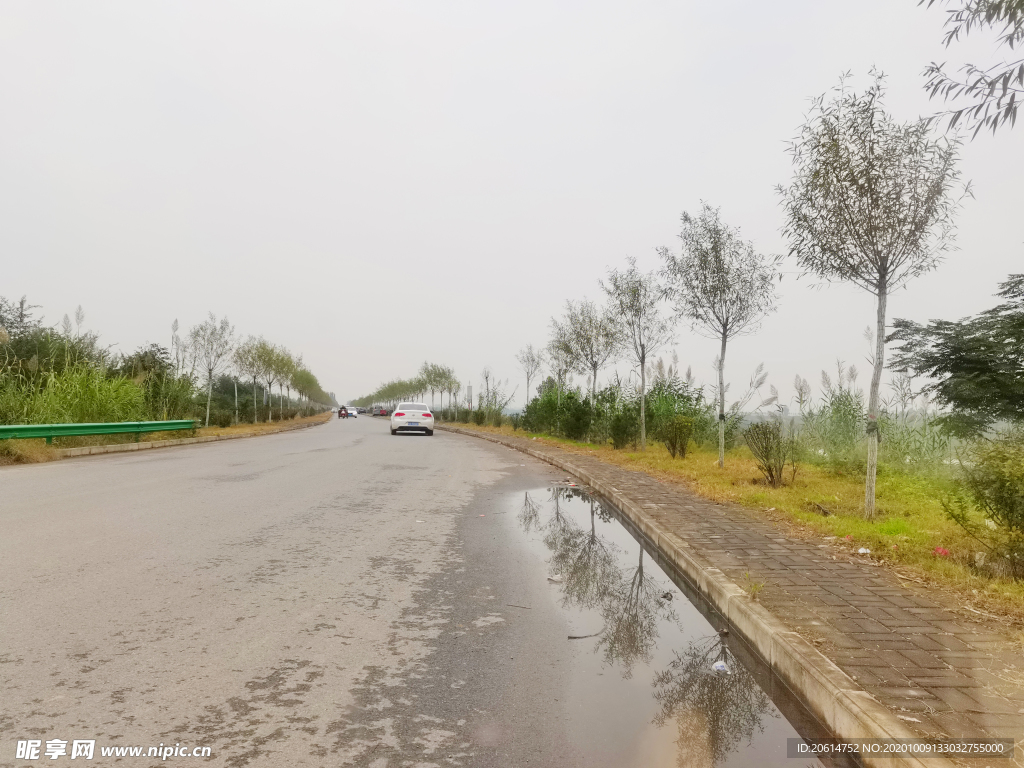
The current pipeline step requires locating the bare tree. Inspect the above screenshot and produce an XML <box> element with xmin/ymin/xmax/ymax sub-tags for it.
<box><xmin>922</xmin><ymin>0</ymin><xmax>1024</xmax><ymax>136</ymax></box>
<box><xmin>546</xmin><ymin>334</ymin><xmax>574</xmax><ymax>410</ymax></box>
<box><xmin>171</xmin><ymin>319</ymin><xmax>194</xmax><ymax>379</ymax></box>
<box><xmin>515</xmin><ymin>344</ymin><xmax>545</xmax><ymax>406</ymax></box>
<box><xmin>189</xmin><ymin>313</ymin><xmax>235</xmax><ymax>427</ymax></box>
<box><xmin>552</xmin><ymin>299</ymin><xmax>621</xmax><ymax>406</ymax></box>
<box><xmin>779</xmin><ymin>73</ymin><xmax>965</xmax><ymax>518</ymax></box>
<box><xmin>601</xmin><ymin>258</ymin><xmax>674</xmax><ymax>450</ymax></box>
<box><xmin>479</xmin><ymin>366</ymin><xmax>492</xmax><ymax>410</ymax></box>
<box><xmin>660</xmin><ymin>203</ymin><xmax>780</xmax><ymax>468</ymax></box>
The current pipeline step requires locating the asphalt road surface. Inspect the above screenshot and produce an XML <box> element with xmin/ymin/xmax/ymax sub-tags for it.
<box><xmin>0</xmin><ymin>416</ymin><xmax>610</xmax><ymax>767</ymax></box>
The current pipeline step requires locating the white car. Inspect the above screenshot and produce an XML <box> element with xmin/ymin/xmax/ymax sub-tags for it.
<box><xmin>390</xmin><ymin>402</ymin><xmax>434</xmax><ymax>436</ymax></box>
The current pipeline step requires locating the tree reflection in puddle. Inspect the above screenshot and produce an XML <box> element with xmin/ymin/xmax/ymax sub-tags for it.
<box><xmin>518</xmin><ymin>486</ymin><xmax>787</xmax><ymax>767</ymax></box>
<box><xmin>653</xmin><ymin>634</ymin><xmax>775</xmax><ymax>768</ymax></box>
<box><xmin>524</xmin><ymin>487</ymin><xmax>677</xmax><ymax>676</ymax></box>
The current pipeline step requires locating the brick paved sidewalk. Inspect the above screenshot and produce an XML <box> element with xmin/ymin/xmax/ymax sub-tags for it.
<box><xmin>457</xmin><ymin>429</ymin><xmax>1024</xmax><ymax>753</ymax></box>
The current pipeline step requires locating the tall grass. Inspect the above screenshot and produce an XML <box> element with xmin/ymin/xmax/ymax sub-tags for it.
<box><xmin>793</xmin><ymin>364</ymin><xmax>955</xmax><ymax>477</ymax></box>
<box><xmin>0</xmin><ymin>364</ymin><xmax>146</xmax><ymax>424</ymax></box>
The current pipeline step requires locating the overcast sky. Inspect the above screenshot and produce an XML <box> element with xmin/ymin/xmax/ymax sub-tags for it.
<box><xmin>0</xmin><ymin>1</ymin><xmax>1017</xmax><ymax>409</ymax></box>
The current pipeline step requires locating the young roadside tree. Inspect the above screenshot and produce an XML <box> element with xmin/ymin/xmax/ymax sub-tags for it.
<box><xmin>272</xmin><ymin>348</ymin><xmax>296</xmax><ymax>419</ymax></box>
<box><xmin>419</xmin><ymin>362</ymin><xmax>443</xmax><ymax>411</ymax></box>
<box><xmin>779</xmin><ymin>73</ymin><xmax>965</xmax><ymax>518</ymax></box>
<box><xmin>659</xmin><ymin>203</ymin><xmax>780</xmax><ymax>468</ymax></box>
<box><xmin>601</xmin><ymin>258</ymin><xmax>675</xmax><ymax>450</ymax></box>
<box><xmin>553</xmin><ymin>299</ymin><xmax>621</xmax><ymax>406</ymax></box>
<box><xmin>440</xmin><ymin>366</ymin><xmax>458</xmax><ymax>418</ymax></box>
<box><xmin>546</xmin><ymin>333</ymin><xmax>574</xmax><ymax>410</ymax></box>
<box><xmin>286</xmin><ymin>354</ymin><xmax>303</xmax><ymax>409</ymax></box>
<box><xmin>515</xmin><ymin>344</ymin><xmax>545</xmax><ymax>407</ymax></box>
<box><xmin>233</xmin><ymin>336</ymin><xmax>265</xmax><ymax>423</ymax></box>
<box><xmin>451</xmin><ymin>373</ymin><xmax>462</xmax><ymax>416</ymax></box>
<box><xmin>255</xmin><ymin>339</ymin><xmax>280</xmax><ymax>422</ymax></box>
<box><xmin>189</xmin><ymin>313</ymin><xmax>235</xmax><ymax>427</ymax></box>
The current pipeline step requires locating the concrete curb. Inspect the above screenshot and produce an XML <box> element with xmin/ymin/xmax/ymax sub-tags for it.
<box><xmin>439</xmin><ymin>425</ymin><xmax>953</xmax><ymax>768</ymax></box>
<box><xmin>55</xmin><ymin>418</ymin><xmax>328</xmax><ymax>459</ymax></box>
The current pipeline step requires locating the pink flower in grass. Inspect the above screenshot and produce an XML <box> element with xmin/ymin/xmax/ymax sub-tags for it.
<box><xmin>933</xmin><ymin>546</ymin><xmax>950</xmax><ymax>557</ymax></box>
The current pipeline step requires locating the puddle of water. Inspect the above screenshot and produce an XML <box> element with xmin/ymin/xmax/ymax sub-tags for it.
<box><xmin>507</xmin><ymin>485</ymin><xmax>851</xmax><ymax>768</ymax></box>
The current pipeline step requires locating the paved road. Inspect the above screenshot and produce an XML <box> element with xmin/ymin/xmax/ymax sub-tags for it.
<box><xmin>0</xmin><ymin>417</ymin><xmax>586</xmax><ymax>767</ymax></box>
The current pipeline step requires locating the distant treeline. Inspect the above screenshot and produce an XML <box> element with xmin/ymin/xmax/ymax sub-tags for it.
<box><xmin>0</xmin><ymin>296</ymin><xmax>335</xmax><ymax>428</ymax></box>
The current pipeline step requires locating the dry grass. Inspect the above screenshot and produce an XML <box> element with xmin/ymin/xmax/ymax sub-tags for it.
<box><xmin>448</xmin><ymin>421</ymin><xmax>1024</xmax><ymax>628</ymax></box>
<box><xmin>0</xmin><ymin>439</ymin><xmax>59</xmax><ymax>465</ymax></box>
<box><xmin>0</xmin><ymin>412</ymin><xmax>332</xmax><ymax>465</ymax></box>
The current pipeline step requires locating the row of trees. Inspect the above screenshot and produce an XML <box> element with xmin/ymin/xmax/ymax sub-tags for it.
<box><xmin>510</xmin><ymin>73</ymin><xmax>966</xmax><ymax>522</ymax></box>
<box><xmin>350</xmin><ymin>362</ymin><xmax>462</xmax><ymax>412</ymax></box>
<box><xmin>175</xmin><ymin>313</ymin><xmax>335</xmax><ymax>426</ymax></box>
<box><xmin>0</xmin><ymin>300</ymin><xmax>335</xmax><ymax>429</ymax></box>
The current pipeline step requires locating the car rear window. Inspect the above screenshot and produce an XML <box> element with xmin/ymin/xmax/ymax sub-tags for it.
<box><xmin>398</xmin><ymin>403</ymin><xmax>429</xmax><ymax>411</ymax></box>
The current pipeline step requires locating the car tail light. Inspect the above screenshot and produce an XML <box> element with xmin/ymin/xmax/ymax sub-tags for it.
<box><xmin>423</xmin><ymin>413</ymin><xmax>432</xmax><ymax>418</ymax></box>
<box><xmin>394</xmin><ymin>412</ymin><xmax>405</xmax><ymax>417</ymax></box>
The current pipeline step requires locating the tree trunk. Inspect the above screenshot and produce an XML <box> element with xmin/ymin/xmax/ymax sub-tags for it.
<box><xmin>718</xmin><ymin>331</ymin><xmax>727</xmax><ymax>469</ymax></box>
<box><xmin>639</xmin><ymin>348</ymin><xmax>647</xmax><ymax>450</ymax></box>
<box><xmin>234</xmin><ymin>380</ymin><xmax>238</xmax><ymax>425</ymax></box>
<box><xmin>253</xmin><ymin>379</ymin><xmax>259</xmax><ymax>423</ymax></box>
<box><xmin>266</xmin><ymin>382</ymin><xmax>273</xmax><ymax>422</ymax></box>
<box><xmin>205</xmin><ymin>373</ymin><xmax>213</xmax><ymax>427</ymax></box>
<box><xmin>865</xmin><ymin>285</ymin><xmax>888</xmax><ymax>519</ymax></box>
<box><xmin>592</xmin><ymin>363</ymin><xmax>599</xmax><ymax>406</ymax></box>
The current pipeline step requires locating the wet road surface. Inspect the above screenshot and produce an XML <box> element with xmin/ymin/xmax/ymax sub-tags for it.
<box><xmin>1</xmin><ymin>416</ymin><xmax>824</xmax><ymax>767</ymax></box>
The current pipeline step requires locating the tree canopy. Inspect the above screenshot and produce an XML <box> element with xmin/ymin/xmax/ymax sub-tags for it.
<box><xmin>892</xmin><ymin>273</ymin><xmax>1024</xmax><ymax>434</ymax></box>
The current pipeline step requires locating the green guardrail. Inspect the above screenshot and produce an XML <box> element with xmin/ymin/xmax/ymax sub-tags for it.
<box><xmin>0</xmin><ymin>420</ymin><xmax>197</xmax><ymax>445</ymax></box>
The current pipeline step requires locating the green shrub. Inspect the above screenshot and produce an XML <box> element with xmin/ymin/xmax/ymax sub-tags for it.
<box><xmin>660</xmin><ymin>415</ymin><xmax>694</xmax><ymax>459</ymax></box>
<box><xmin>491</xmin><ymin>410</ymin><xmax>504</xmax><ymax>427</ymax></box>
<box><xmin>610</xmin><ymin>409</ymin><xmax>639</xmax><ymax>449</ymax></box>
<box><xmin>559</xmin><ymin>391</ymin><xmax>591</xmax><ymax>440</ymax></box>
<box><xmin>208</xmin><ymin>411</ymin><xmax>233</xmax><ymax>428</ymax></box>
<box><xmin>510</xmin><ymin>413</ymin><xmax>521</xmax><ymax>431</ymax></box>
<box><xmin>472</xmin><ymin>409</ymin><xmax>486</xmax><ymax>425</ymax></box>
<box><xmin>522</xmin><ymin>389</ymin><xmax>559</xmax><ymax>433</ymax></box>
<box><xmin>743</xmin><ymin>419</ymin><xmax>796</xmax><ymax>487</ymax></box>
<box><xmin>944</xmin><ymin>431</ymin><xmax>1024</xmax><ymax>579</ymax></box>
